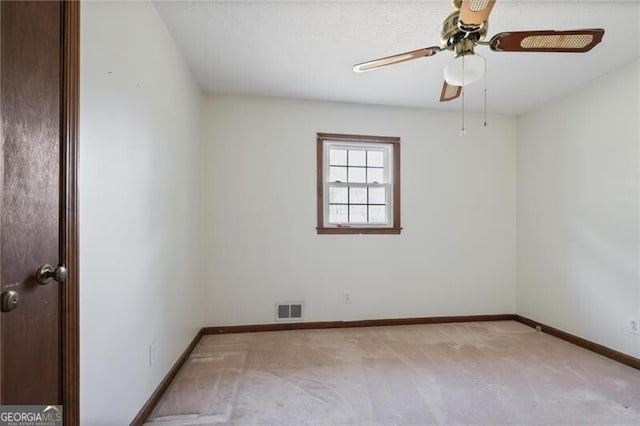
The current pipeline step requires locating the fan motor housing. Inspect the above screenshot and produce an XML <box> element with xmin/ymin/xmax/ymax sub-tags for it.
<box><xmin>441</xmin><ymin>11</ymin><xmax>488</xmax><ymax>50</ymax></box>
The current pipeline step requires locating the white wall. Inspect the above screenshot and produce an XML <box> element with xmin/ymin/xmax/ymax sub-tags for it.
<box><xmin>80</xmin><ymin>2</ymin><xmax>202</xmax><ymax>424</ymax></box>
<box><xmin>201</xmin><ymin>95</ymin><xmax>516</xmax><ymax>326</ymax></box>
<box><xmin>516</xmin><ymin>61</ymin><xmax>640</xmax><ymax>358</ymax></box>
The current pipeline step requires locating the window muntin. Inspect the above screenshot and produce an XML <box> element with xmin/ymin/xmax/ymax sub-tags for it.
<box><xmin>316</xmin><ymin>133</ymin><xmax>401</xmax><ymax>235</ymax></box>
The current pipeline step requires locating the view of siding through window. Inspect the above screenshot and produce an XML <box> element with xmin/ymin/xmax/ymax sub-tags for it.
<box><xmin>327</xmin><ymin>145</ymin><xmax>391</xmax><ymax>225</ymax></box>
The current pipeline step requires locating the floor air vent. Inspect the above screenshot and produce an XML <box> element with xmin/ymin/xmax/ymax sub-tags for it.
<box><xmin>275</xmin><ymin>302</ymin><xmax>304</xmax><ymax>321</ymax></box>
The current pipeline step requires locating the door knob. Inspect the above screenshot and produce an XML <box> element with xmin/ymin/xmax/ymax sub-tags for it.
<box><xmin>35</xmin><ymin>264</ymin><xmax>68</xmax><ymax>285</ymax></box>
<box><xmin>1</xmin><ymin>290</ymin><xmax>20</xmax><ymax>312</ymax></box>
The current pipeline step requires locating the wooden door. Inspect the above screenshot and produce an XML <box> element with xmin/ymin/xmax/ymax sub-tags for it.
<box><xmin>0</xmin><ymin>1</ymin><xmax>79</xmax><ymax>420</ymax></box>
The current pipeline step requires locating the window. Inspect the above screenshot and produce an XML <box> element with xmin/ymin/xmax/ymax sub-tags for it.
<box><xmin>316</xmin><ymin>133</ymin><xmax>401</xmax><ymax>234</ymax></box>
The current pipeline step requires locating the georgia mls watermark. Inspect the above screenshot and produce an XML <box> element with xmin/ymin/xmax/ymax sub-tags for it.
<box><xmin>0</xmin><ymin>406</ymin><xmax>62</xmax><ymax>426</ymax></box>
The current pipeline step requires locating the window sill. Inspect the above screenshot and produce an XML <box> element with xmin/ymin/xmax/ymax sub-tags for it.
<box><xmin>316</xmin><ymin>227</ymin><xmax>402</xmax><ymax>235</ymax></box>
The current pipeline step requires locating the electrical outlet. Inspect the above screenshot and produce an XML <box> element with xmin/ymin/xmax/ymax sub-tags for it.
<box><xmin>149</xmin><ymin>341</ymin><xmax>157</xmax><ymax>367</ymax></box>
<box><xmin>629</xmin><ymin>318</ymin><xmax>640</xmax><ymax>335</ymax></box>
<box><xmin>343</xmin><ymin>290</ymin><xmax>351</xmax><ymax>304</ymax></box>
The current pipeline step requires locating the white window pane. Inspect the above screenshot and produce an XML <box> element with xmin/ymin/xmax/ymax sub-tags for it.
<box><xmin>348</xmin><ymin>167</ymin><xmax>366</xmax><ymax>183</ymax></box>
<box><xmin>348</xmin><ymin>150</ymin><xmax>366</xmax><ymax>166</ymax></box>
<box><xmin>329</xmin><ymin>205</ymin><xmax>348</xmax><ymax>223</ymax></box>
<box><xmin>367</xmin><ymin>151</ymin><xmax>384</xmax><ymax>167</ymax></box>
<box><xmin>349</xmin><ymin>187</ymin><xmax>367</xmax><ymax>204</ymax></box>
<box><xmin>369</xmin><ymin>187</ymin><xmax>386</xmax><ymax>204</ymax></box>
<box><xmin>349</xmin><ymin>205</ymin><xmax>367</xmax><ymax>223</ymax></box>
<box><xmin>323</xmin><ymin>141</ymin><xmax>396</xmax><ymax>229</ymax></box>
<box><xmin>367</xmin><ymin>168</ymin><xmax>384</xmax><ymax>183</ymax></box>
<box><xmin>329</xmin><ymin>166</ymin><xmax>347</xmax><ymax>182</ymax></box>
<box><xmin>329</xmin><ymin>149</ymin><xmax>347</xmax><ymax>166</ymax></box>
<box><xmin>329</xmin><ymin>187</ymin><xmax>347</xmax><ymax>204</ymax></box>
<box><xmin>369</xmin><ymin>205</ymin><xmax>387</xmax><ymax>223</ymax></box>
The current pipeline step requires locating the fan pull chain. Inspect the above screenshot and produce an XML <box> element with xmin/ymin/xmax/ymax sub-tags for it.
<box><xmin>460</xmin><ymin>88</ymin><xmax>466</xmax><ymax>136</ymax></box>
<box><xmin>460</xmin><ymin>54</ymin><xmax>466</xmax><ymax>136</ymax></box>
<box><xmin>483</xmin><ymin>53</ymin><xmax>487</xmax><ymax>127</ymax></box>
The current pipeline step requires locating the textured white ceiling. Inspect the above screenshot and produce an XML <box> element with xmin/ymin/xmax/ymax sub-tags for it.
<box><xmin>153</xmin><ymin>1</ymin><xmax>640</xmax><ymax>114</ymax></box>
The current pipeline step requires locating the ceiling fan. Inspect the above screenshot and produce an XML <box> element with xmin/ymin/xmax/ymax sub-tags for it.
<box><xmin>353</xmin><ymin>0</ymin><xmax>605</xmax><ymax>103</ymax></box>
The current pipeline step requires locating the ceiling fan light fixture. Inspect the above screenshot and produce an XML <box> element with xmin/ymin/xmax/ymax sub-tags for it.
<box><xmin>443</xmin><ymin>53</ymin><xmax>485</xmax><ymax>87</ymax></box>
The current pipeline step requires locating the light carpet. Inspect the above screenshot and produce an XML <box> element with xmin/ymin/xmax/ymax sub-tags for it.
<box><xmin>146</xmin><ymin>320</ymin><xmax>640</xmax><ymax>425</ymax></box>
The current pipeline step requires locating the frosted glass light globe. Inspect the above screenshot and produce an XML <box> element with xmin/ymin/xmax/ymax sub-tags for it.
<box><xmin>443</xmin><ymin>53</ymin><xmax>485</xmax><ymax>87</ymax></box>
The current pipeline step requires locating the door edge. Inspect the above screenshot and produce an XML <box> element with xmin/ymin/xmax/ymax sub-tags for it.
<box><xmin>60</xmin><ymin>1</ymin><xmax>79</xmax><ymax>424</ymax></box>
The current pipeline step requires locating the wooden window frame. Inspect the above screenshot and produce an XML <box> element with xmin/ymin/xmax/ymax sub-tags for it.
<box><xmin>316</xmin><ymin>133</ymin><xmax>401</xmax><ymax>235</ymax></box>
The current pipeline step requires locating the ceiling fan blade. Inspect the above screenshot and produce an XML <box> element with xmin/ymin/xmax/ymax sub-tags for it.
<box><xmin>353</xmin><ymin>46</ymin><xmax>441</xmax><ymax>73</ymax></box>
<box><xmin>490</xmin><ymin>29</ymin><xmax>604</xmax><ymax>53</ymax></box>
<box><xmin>459</xmin><ymin>0</ymin><xmax>496</xmax><ymax>28</ymax></box>
<box><xmin>440</xmin><ymin>81</ymin><xmax>462</xmax><ymax>102</ymax></box>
